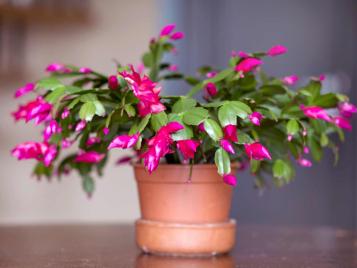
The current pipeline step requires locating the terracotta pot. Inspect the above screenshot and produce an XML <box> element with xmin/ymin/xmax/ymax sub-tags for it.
<box><xmin>133</xmin><ymin>164</ymin><xmax>237</xmax><ymax>256</ymax></box>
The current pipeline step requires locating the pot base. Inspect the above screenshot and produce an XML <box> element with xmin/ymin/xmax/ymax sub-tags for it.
<box><xmin>135</xmin><ymin>219</ymin><xmax>236</xmax><ymax>256</ymax></box>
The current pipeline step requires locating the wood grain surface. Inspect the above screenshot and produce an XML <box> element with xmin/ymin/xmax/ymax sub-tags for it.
<box><xmin>0</xmin><ymin>224</ymin><xmax>356</xmax><ymax>267</ymax></box>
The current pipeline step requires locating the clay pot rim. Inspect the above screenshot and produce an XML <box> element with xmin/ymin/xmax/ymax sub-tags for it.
<box><xmin>132</xmin><ymin>162</ymin><xmax>240</xmax><ymax>170</ymax></box>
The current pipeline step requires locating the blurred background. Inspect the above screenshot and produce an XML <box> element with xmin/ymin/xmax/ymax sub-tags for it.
<box><xmin>0</xmin><ymin>0</ymin><xmax>356</xmax><ymax>228</ymax></box>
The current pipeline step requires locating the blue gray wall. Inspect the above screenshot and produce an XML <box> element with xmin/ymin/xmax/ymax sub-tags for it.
<box><xmin>159</xmin><ymin>0</ymin><xmax>357</xmax><ymax>228</ymax></box>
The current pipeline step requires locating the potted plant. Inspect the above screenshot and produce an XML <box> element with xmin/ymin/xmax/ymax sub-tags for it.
<box><xmin>11</xmin><ymin>24</ymin><xmax>356</xmax><ymax>255</ymax></box>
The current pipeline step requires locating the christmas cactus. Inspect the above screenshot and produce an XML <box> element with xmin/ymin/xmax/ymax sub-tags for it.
<box><xmin>12</xmin><ymin>24</ymin><xmax>356</xmax><ymax>195</ymax></box>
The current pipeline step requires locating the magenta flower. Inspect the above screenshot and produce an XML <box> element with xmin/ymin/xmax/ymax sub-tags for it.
<box><xmin>12</xmin><ymin>141</ymin><xmax>57</xmax><ymax>167</ymax></box>
<box><xmin>300</xmin><ymin>105</ymin><xmax>331</xmax><ymax>122</ymax></box>
<box><xmin>75</xmin><ymin>120</ymin><xmax>86</xmax><ymax>132</ymax></box>
<box><xmin>75</xmin><ymin>151</ymin><xmax>105</xmax><ymax>163</ymax></box>
<box><xmin>205</xmin><ymin>82</ymin><xmax>218</xmax><ymax>97</ymax></box>
<box><xmin>303</xmin><ymin>146</ymin><xmax>310</xmax><ymax>154</ymax></box>
<box><xmin>238</xmin><ymin>51</ymin><xmax>249</xmax><ymax>58</ymax></box>
<box><xmin>103</xmin><ymin>127</ymin><xmax>110</xmax><ymax>135</ymax></box>
<box><xmin>160</xmin><ymin>24</ymin><xmax>176</xmax><ymax>37</ymax></box>
<box><xmin>108</xmin><ymin>75</ymin><xmax>119</xmax><ymax>90</ymax></box>
<box><xmin>338</xmin><ymin>102</ymin><xmax>357</xmax><ymax>118</ymax></box>
<box><xmin>43</xmin><ymin>120</ymin><xmax>62</xmax><ymax>142</ymax></box>
<box><xmin>170</xmin><ymin>32</ymin><xmax>184</xmax><ymax>40</ymax></box>
<box><xmin>223</xmin><ymin>173</ymin><xmax>237</xmax><ymax>186</ymax></box>
<box><xmin>220</xmin><ymin>139</ymin><xmax>235</xmax><ymax>154</ymax></box>
<box><xmin>249</xmin><ymin>112</ymin><xmax>263</xmax><ymax>126</ymax></box>
<box><xmin>46</xmin><ymin>63</ymin><xmax>65</xmax><ymax>72</ymax></box>
<box><xmin>282</xmin><ymin>75</ymin><xmax>299</xmax><ymax>86</ymax></box>
<box><xmin>86</xmin><ymin>137</ymin><xmax>101</xmax><ymax>146</ymax></box>
<box><xmin>198</xmin><ymin>122</ymin><xmax>205</xmax><ymax>132</ymax></box>
<box><xmin>235</xmin><ymin>58</ymin><xmax>263</xmax><ymax>73</ymax></box>
<box><xmin>333</xmin><ymin>116</ymin><xmax>352</xmax><ymax>131</ymax></box>
<box><xmin>206</xmin><ymin>71</ymin><xmax>217</xmax><ymax>78</ymax></box>
<box><xmin>61</xmin><ymin>108</ymin><xmax>70</xmax><ymax>119</ymax></box>
<box><xmin>79</xmin><ymin>67</ymin><xmax>92</xmax><ymax>74</ymax></box>
<box><xmin>119</xmin><ymin>66</ymin><xmax>166</xmax><ymax>117</ymax></box>
<box><xmin>297</xmin><ymin>158</ymin><xmax>312</xmax><ymax>167</ymax></box>
<box><xmin>141</xmin><ymin>122</ymin><xmax>184</xmax><ymax>173</ymax></box>
<box><xmin>267</xmin><ymin>45</ymin><xmax>287</xmax><ymax>57</ymax></box>
<box><xmin>177</xmin><ymin>139</ymin><xmax>200</xmax><ymax>160</ymax></box>
<box><xmin>14</xmin><ymin>83</ymin><xmax>35</xmax><ymax>98</ymax></box>
<box><xmin>287</xmin><ymin>134</ymin><xmax>293</xmax><ymax>142</ymax></box>
<box><xmin>168</xmin><ymin>64</ymin><xmax>178</xmax><ymax>72</ymax></box>
<box><xmin>61</xmin><ymin>138</ymin><xmax>73</xmax><ymax>149</ymax></box>
<box><xmin>108</xmin><ymin>133</ymin><xmax>139</xmax><ymax>149</ymax></box>
<box><xmin>319</xmin><ymin>74</ymin><xmax>325</xmax><ymax>81</ymax></box>
<box><xmin>223</xmin><ymin>125</ymin><xmax>238</xmax><ymax>143</ymax></box>
<box><xmin>12</xmin><ymin>97</ymin><xmax>52</xmax><ymax>125</ymax></box>
<box><xmin>244</xmin><ymin>142</ymin><xmax>271</xmax><ymax>160</ymax></box>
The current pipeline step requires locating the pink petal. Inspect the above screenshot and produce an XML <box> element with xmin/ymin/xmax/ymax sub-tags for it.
<box><xmin>223</xmin><ymin>125</ymin><xmax>238</xmax><ymax>143</ymax></box>
<box><xmin>79</xmin><ymin>67</ymin><xmax>92</xmax><ymax>74</ymax></box>
<box><xmin>333</xmin><ymin>116</ymin><xmax>352</xmax><ymax>131</ymax></box>
<box><xmin>170</xmin><ymin>32</ymin><xmax>184</xmax><ymax>40</ymax></box>
<box><xmin>108</xmin><ymin>133</ymin><xmax>139</xmax><ymax>150</ymax></box>
<box><xmin>282</xmin><ymin>75</ymin><xmax>299</xmax><ymax>86</ymax></box>
<box><xmin>205</xmin><ymin>82</ymin><xmax>218</xmax><ymax>97</ymax></box>
<box><xmin>103</xmin><ymin>127</ymin><xmax>110</xmax><ymax>135</ymax></box>
<box><xmin>267</xmin><ymin>45</ymin><xmax>287</xmax><ymax>57</ymax></box>
<box><xmin>339</xmin><ymin>102</ymin><xmax>357</xmax><ymax>118</ymax></box>
<box><xmin>297</xmin><ymin>158</ymin><xmax>312</xmax><ymax>167</ymax></box>
<box><xmin>75</xmin><ymin>151</ymin><xmax>105</xmax><ymax>163</ymax></box>
<box><xmin>220</xmin><ymin>139</ymin><xmax>235</xmax><ymax>154</ymax></box>
<box><xmin>75</xmin><ymin>120</ymin><xmax>86</xmax><ymax>132</ymax></box>
<box><xmin>61</xmin><ymin>108</ymin><xmax>70</xmax><ymax>119</ymax></box>
<box><xmin>249</xmin><ymin>112</ymin><xmax>263</xmax><ymax>126</ymax></box>
<box><xmin>235</xmin><ymin>58</ymin><xmax>263</xmax><ymax>73</ymax></box>
<box><xmin>14</xmin><ymin>83</ymin><xmax>35</xmax><ymax>98</ymax></box>
<box><xmin>300</xmin><ymin>105</ymin><xmax>331</xmax><ymax>122</ymax></box>
<box><xmin>160</xmin><ymin>24</ymin><xmax>176</xmax><ymax>37</ymax></box>
<box><xmin>108</xmin><ymin>75</ymin><xmax>119</xmax><ymax>90</ymax></box>
<box><xmin>244</xmin><ymin>142</ymin><xmax>271</xmax><ymax>160</ymax></box>
<box><xmin>223</xmin><ymin>173</ymin><xmax>237</xmax><ymax>186</ymax></box>
<box><xmin>176</xmin><ymin>139</ymin><xmax>200</xmax><ymax>160</ymax></box>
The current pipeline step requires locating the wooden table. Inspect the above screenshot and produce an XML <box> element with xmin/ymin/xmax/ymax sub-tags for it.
<box><xmin>0</xmin><ymin>224</ymin><xmax>356</xmax><ymax>267</ymax></box>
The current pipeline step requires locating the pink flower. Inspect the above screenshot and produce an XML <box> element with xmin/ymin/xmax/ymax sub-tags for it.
<box><xmin>108</xmin><ymin>75</ymin><xmax>119</xmax><ymax>90</ymax></box>
<box><xmin>267</xmin><ymin>45</ymin><xmax>287</xmax><ymax>57</ymax></box>
<box><xmin>86</xmin><ymin>137</ymin><xmax>101</xmax><ymax>146</ymax></box>
<box><xmin>160</xmin><ymin>24</ymin><xmax>176</xmax><ymax>37</ymax></box>
<box><xmin>223</xmin><ymin>173</ymin><xmax>237</xmax><ymax>186</ymax></box>
<box><xmin>46</xmin><ymin>63</ymin><xmax>65</xmax><ymax>72</ymax></box>
<box><xmin>61</xmin><ymin>108</ymin><xmax>70</xmax><ymax>119</ymax></box>
<box><xmin>300</xmin><ymin>105</ymin><xmax>331</xmax><ymax>122</ymax></box>
<box><xmin>333</xmin><ymin>116</ymin><xmax>352</xmax><ymax>131</ymax></box>
<box><xmin>43</xmin><ymin>120</ymin><xmax>62</xmax><ymax>142</ymax></box>
<box><xmin>103</xmin><ymin>127</ymin><xmax>110</xmax><ymax>135</ymax></box>
<box><xmin>79</xmin><ymin>67</ymin><xmax>92</xmax><ymax>74</ymax></box>
<box><xmin>170</xmin><ymin>32</ymin><xmax>184</xmax><ymax>40</ymax></box>
<box><xmin>235</xmin><ymin>58</ymin><xmax>263</xmax><ymax>73</ymax></box>
<box><xmin>303</xmin><ymin>146</ymin><xmax>310</xmax><ymax>154</ymax></box>
<box><xmin>206</xmin><ymin>71</ymin><xmax>217</xmax><ymax>78</ymax></box>
<box><xmin>297</xmin><ymin>158</ymin><xmax>312</xmax><ymax>167</ymax></box>
<box><xmin>168</xmin><ymin>64</ymin><xmax>178</xmax><ymax>72</ymax></box>
<box><xmin>61</xmin><ymin>138</ymin><xmax>73</xmax><ymax>149</ymax></box>
<box><xmin>287</xmin><ymin>134</ymin><xmax>293</xmax><ymax>142</ymax></box>
<box><xmin>205</xmin><ymin>82</ymin><xmax>218</xmax><ymax>97</ymax></box>
<box><xmin>319</xmin><ymin>74</ymin><xmax>325</xmax><ymax>81</ymax></box>
<box><xmin>249</xmin><ymin>112</ymin><xmax>263</xmax><ymax>126</ymax></box>
<box><xmin>12</xmin><ymin>97</ymin><xmax>52</xmax><ymax>125</ymax></box>
<box><xmin>238</xmin><ymin>51</ymin><xmax>249</xmax><ymax>58</ymax></box>
<box><xmin>12</xmin><ymin>141</ymin><xmax>57</xmax><ymax>167</ymax></box>
<box><xmin>220</xmin><ymin>139</ymin><xmax>235</xmax><ymax>154</ymax></box>
<box><xmin>282</xmin><ymin>75</ymin><xmax>299</xmax><ymax>86</ymax></box>
<box><xmin>223</xmin><ymin>125</ymin><xmax>238</xmax><ymax>143</ymax></box>
<box><xmin>119</xmin><ymin>65</ymin><xmax>166</xmax><ymax>117</ymax></box>
<box><xmin>198</xmin><ymin>122</ymin><xmax>205</xmax><ymax>132</ymax></box>
<box><xmin>75</xmin><ymin>120</ymin><xmax>86</xmax><ymax>132</ymax></box>
<box><xmin>244</xmin><ymin>142</ymin><xmax>271</xmax><ymax>160</ymax></box>
<box><xmin>338</xmin><ymin>102</ymin><xmax>357</xmax><ymax>118</ymax></box>
<box><xmin>108</xmin><ymin>133</ymin><xmax>139</xmax><ymax>149</ymax></box>
<box><xmin>141</xmin><ymin>122</ymin><xmax>184</xmax><ymax>173</ymax></box>
<box><xmin>176</xmin><ymin>139</ymin><xmax>200</xmax><ymax>160</ymax></box>
<box><xmin>14</xmin><ymin>83</ymin><xmax>35</xmax><ymax>98</ymax></box>
<box><xmin>75</xmin><ymin>151</ymin><xmax>105</xmax><ymax>163</ymax></box>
